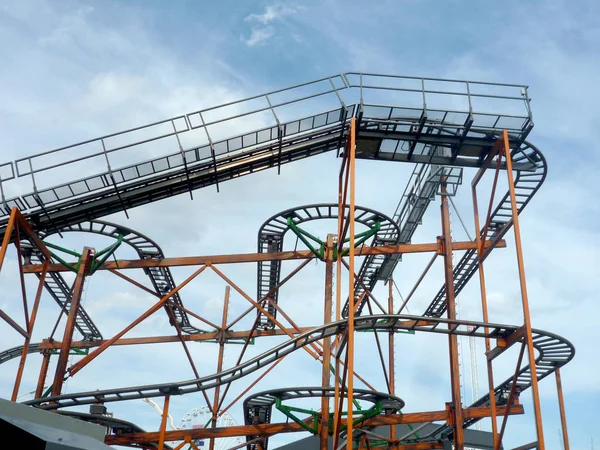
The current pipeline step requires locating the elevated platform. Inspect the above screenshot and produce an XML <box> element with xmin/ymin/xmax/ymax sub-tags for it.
<box><xmin>0</xmin><ymin>73</ymin><xmax>535</xmax><ymax>241</ymax></box>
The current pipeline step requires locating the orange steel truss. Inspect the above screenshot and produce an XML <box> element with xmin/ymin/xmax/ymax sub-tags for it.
<box><xmin>0</xmin><ymin>128</ymin><xmax>571</xmax><ymax>450</ymax></box>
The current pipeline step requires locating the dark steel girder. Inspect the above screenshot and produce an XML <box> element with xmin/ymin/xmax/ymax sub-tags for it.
<box><xmin>22</xmin><ymin>315</ymin><xmax>573</xmax><ymax>414</ymax></box>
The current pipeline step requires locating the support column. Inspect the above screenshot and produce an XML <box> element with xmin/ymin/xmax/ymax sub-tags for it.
<box><xmin>320</xmin><ymin>235</ymin><xmax>335</xmax><ymax>450</ymax></box>
<box><xmin>472</xmin><ymin>180</ymin><xmax>499</xmax><ymax>447</ymax></box>
<box><xmin>210</xmin><ymin>286</ymin><xmax>230</xmax><ymax>450</ymax></box>
<box><xmin>12</xmin><ymin>259</ymin><xmax>49</xmax><ymax>400</ymax></box>
<box><xmin>35</xmin><ymin>349</ymin><xmax>51</xmax><ymax>399</ymax></box>
<box><xmin>388</xmin><ymin>280</ymin><xmax>397</xmax><ymax>447</ymax></box>
<box><xmin>51</xmin><ymin>247</ymin><xmax>94</xmax><ymax>397</ymax></box>
<box><xmin>158</xmin><ymin>394</ymin><xmax>171</xmax><ymax>450</ymax></box>
<box><xmin>346</xmin><ymin>117</ymin><xmax>357</xmax><ymax>450</ymax></box>
<box><xmin>440</xmin><ymin>183</ymin><xmax>464</xmax><ymax>449</ymax></box>
<box><xmin>555</xmin><ymin>369</ymin><xmax>570</xmax><ymax>450</ymax></box>
<box><xmin>502</xmin><ymin>130</ymin><xmax>545</xmax><ymax>448</ymax></box>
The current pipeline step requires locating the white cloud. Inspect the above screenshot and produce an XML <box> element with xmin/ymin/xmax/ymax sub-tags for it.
<box><xmin>1</xmin><ymin>1</ymin><xmax>598</xmax><ymax>447</ymax></box>
<box><xmin>241</xmin><ymin>26</ymin><xmax>275</xmax><ymax>47</ymax></box>
<box><xmin>241</xmin><ymin>3</ymin><xmax>300</xmax><ymax>47</ymax></box>
<box><xmin>244</xmin><ymin>4</ymin><xmax>299</xmax><ymax>25</ymax></box>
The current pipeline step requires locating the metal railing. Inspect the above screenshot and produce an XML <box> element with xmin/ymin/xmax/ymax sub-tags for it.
<box><xmin>0</xmin><ymin>72</ymin><xmax>532</xmax><ymax>222</ymax></box>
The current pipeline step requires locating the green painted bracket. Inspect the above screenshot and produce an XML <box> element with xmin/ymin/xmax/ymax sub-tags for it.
<box><xmin>196</xmin><ymin>337</ymin><xmax>255</xmax><ymax>345</ymax></box>
<box><xmin>275</xmin><ymin>397</ymin><xmax>385</xmax><ymax>436</ymax></box>
<box><xmin>339</xmin><ymin>400</ymin><xmax>382</xmax><ymax>432</ymax></box>
<box><xmin>338</xmin><ymin>221</ymin><xmax>381</xmax><ymax>259</ymax></box>
<box><xmin>42</xmin><ymin>385</ymin><xmax>53</xmax><ymax>398</ymax></box>
<box><xmin>286</xmin><ymin>218</ymin><xmax>381</xmax><ymax>261</ymax></box>
<box><xmin>50</xmin><ymin>347</ymin><xmax>90</xmax><ymax>356</ymax></box>
<box><xmin>287</xmin><ymin>217</ymin><xmax>325</xmax><ymax>259</ymax></box>
<box><xmin>43</xmin><ymin>235</ymin><xmax>124</xmax><ymax>275</ymax></box>
<box><xmin>90</xmin><ymin>234</ymin><xmax>123</xmax><ymax>274</ymax></box>
<box><xmin>44</xmin><ymin>241</ymin><xmax>81</xmax><ymax>273</ymax></box>
<box><xmin>275</xmin><ymin>397</ymin><xmax>320</xmax><ymax>434</ymax></box>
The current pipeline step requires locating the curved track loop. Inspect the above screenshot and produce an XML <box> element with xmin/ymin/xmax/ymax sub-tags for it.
<box><xmin>244</xmin><ymin>387</ymin><xmax>405</xmax><ymax>450</ymax></box>
<box><xmin>426</xmin><ymin>329</ymin><xmax>573</xmax><ymax>441</ymax></box>
<box><xmin>0</xmin><ymin>220</ymin><xmax>208</xmax><ymax>373</ymax></box>
<box><xmin>257</xmin><ymin>204</ymin><xmax>399</xmax><ymax>329</ymax></box>
<box><xmin>22</xmin><ymin>315</ymin><xmax>573</xmax><ymax>413</ymax></box>
<box><xmin>423</xmin><ymin>141</ymin><xmax>546</xmax><ymax>318</ymax></box>
<box><xmin>0</xmin><ymin>343</ymin><xmax>40</xmax><ymax>366</ymax></box>
<box><xmin>39</xmin><ymin>219</ymin><xmax>208</xmax><ymax>335</ymax></box>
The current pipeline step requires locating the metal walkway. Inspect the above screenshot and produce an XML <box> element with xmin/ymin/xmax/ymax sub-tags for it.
<box><xmin>0</xmin><ymin>73</ymin><xmax>533</xmax><ymax>243</ymax></box>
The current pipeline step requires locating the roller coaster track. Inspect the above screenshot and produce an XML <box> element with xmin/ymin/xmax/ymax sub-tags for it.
<box><xmin>36</xmin><ymin>219</ymin><xmax>208</xmax><ymax>335</ymax></box>
<box><xmin>256</xmin><ymin>204</ymin><xmax>400</xmax><ymax>329</ymax></box>
<box><xmin>0</xmin><ymin>73</ymin><xmax>553</xmax><ymax>446</ymax></box>
<box><xmin>243</xmin><ymin>387</ymin><xmax>405</xmax><ymax>450</ymax></box>
<box><xmin>341</xmin><ymin>164</ymin><xmax>463</xmax><ymax>319</ymax></box>
<box><xmin>20</xmin><ymin>315</ymin><xmax>573</xmax><ymax>415</ymax></box>
<box><xmin>423</xmin><ymin>140</ymin><xmax>546</xmax><ymax>318</ymax></box>
<box><xmin>408</xmin><ymin>325</ymin><xmax>573</xmax><ymax>443</ymax></box>
<box><xmin>0</xmin><ymin>219</ymin><xmax>209</xmax><ymax>369</ymax></box>
<box><xmin>21</xmin><ymin>245</ymin><xmax>102</xmax><ymax>341</ymax></box>
<box><xmin>0</xmin><ymin>342</ymin><xmax>40</xmax><ymax>366</ymax></box>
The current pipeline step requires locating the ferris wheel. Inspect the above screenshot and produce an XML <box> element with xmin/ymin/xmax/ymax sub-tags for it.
<box><xmin>178</xmin><ymin>406</ymin><xmax>243</xmax><ymax>450</ymax></box>
<box><xmin>143</xmin><ymin>399</ymin><xmax>243</xmax><ymax>449</ymax></box>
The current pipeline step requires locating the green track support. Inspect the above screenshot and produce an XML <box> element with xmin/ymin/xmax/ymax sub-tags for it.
<box><xmin>275</xmin><ymin>397</ymin><xmax>385</xmax><ymax>436</ymax></box>
<box><xmin>50</xmin><ymin>347</ymin><xmax>90</xmax><ymax>356</ymax></box>
<box><xmin>196</xmin><ymin>337</ymin><xmax>255</xmax><ymax>345</ymax></box>
<box><xmin>43</xmin><ymin>235</ymin><xmax>124</xmax><ymax>275</ymax></box>
<box><xmin>286</xmin><ymin>218</ymin><xmax>381</xmax><ymax>261</ymax></box>
<box><xmin>41</xmin><ymin>385</ymin><xmax>53</xmax><ymax>398</ymax></box>
<box><xmin>275</xmin><ymin>397</ymin><xmax>320</xmax><ymax>434</ymax></box>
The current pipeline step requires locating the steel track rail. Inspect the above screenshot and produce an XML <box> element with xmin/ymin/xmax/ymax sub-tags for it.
<box><xmin>0</xmin><ymin>343</ymin><xmax>40</xmax><ymax>365</ymax></box>
<box><xmin>423</xmin><ymin>141</ymin><xmax>546</xmax><ymax>318</ymax></box>
<box><xmin>243</xmin><ymin>387</ymin><xmax>405</xmax><ymax>450</ymax></box>
<box><xmin>408</xmin><ymin>326</ymin><xmax>573</xmax><ymax>442</ymax></box>
<box><xmin>21</xmin><ymin>247</ymin><xmax>102</xmax><ymax>341</ymax></box>
<box><xmin>21</xmin><ymin>315</ymin><xmax>573</xmax><ymax>412</ymax></box>
<box><xmin>37</xmin><ymin>220</ymin><xmax>208</xmax><ymax>335</ymax></box>
<box><xmin>0</xmin><ymin>221</ymin><xmax>210</xmax><ymax>366</ymax></box>
<box><xmin>256</xmin><ymin>204</ymin><xmax>399</xmax><ymax>329</ymax></box>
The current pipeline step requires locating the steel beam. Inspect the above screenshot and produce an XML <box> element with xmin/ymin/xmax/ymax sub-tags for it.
<box><xmin>105</xmin><ymin>404</ymin><xmax>524</xmax><ymax>445</ymax></box>
<box><xmin>51</xmin><ymin>247</ymin><xmax>94</xmax><ymax>397</ymax></box>
<box><xmin>23</xmin><ymin>240</ymin><xmax>506</xmax><ymax>273</ymax></box>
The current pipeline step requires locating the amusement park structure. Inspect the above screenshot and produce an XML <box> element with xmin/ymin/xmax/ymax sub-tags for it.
<box><xmin>0</xmin><ymin>73</ymin><xmax>574</xmax><ymax>449</ymax></box>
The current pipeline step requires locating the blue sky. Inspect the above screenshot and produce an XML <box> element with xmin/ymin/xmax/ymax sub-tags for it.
<box><xmin>0</xmin><ymin>1</ymin><xmax>598</xmax><ymax>449</ymax></box>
